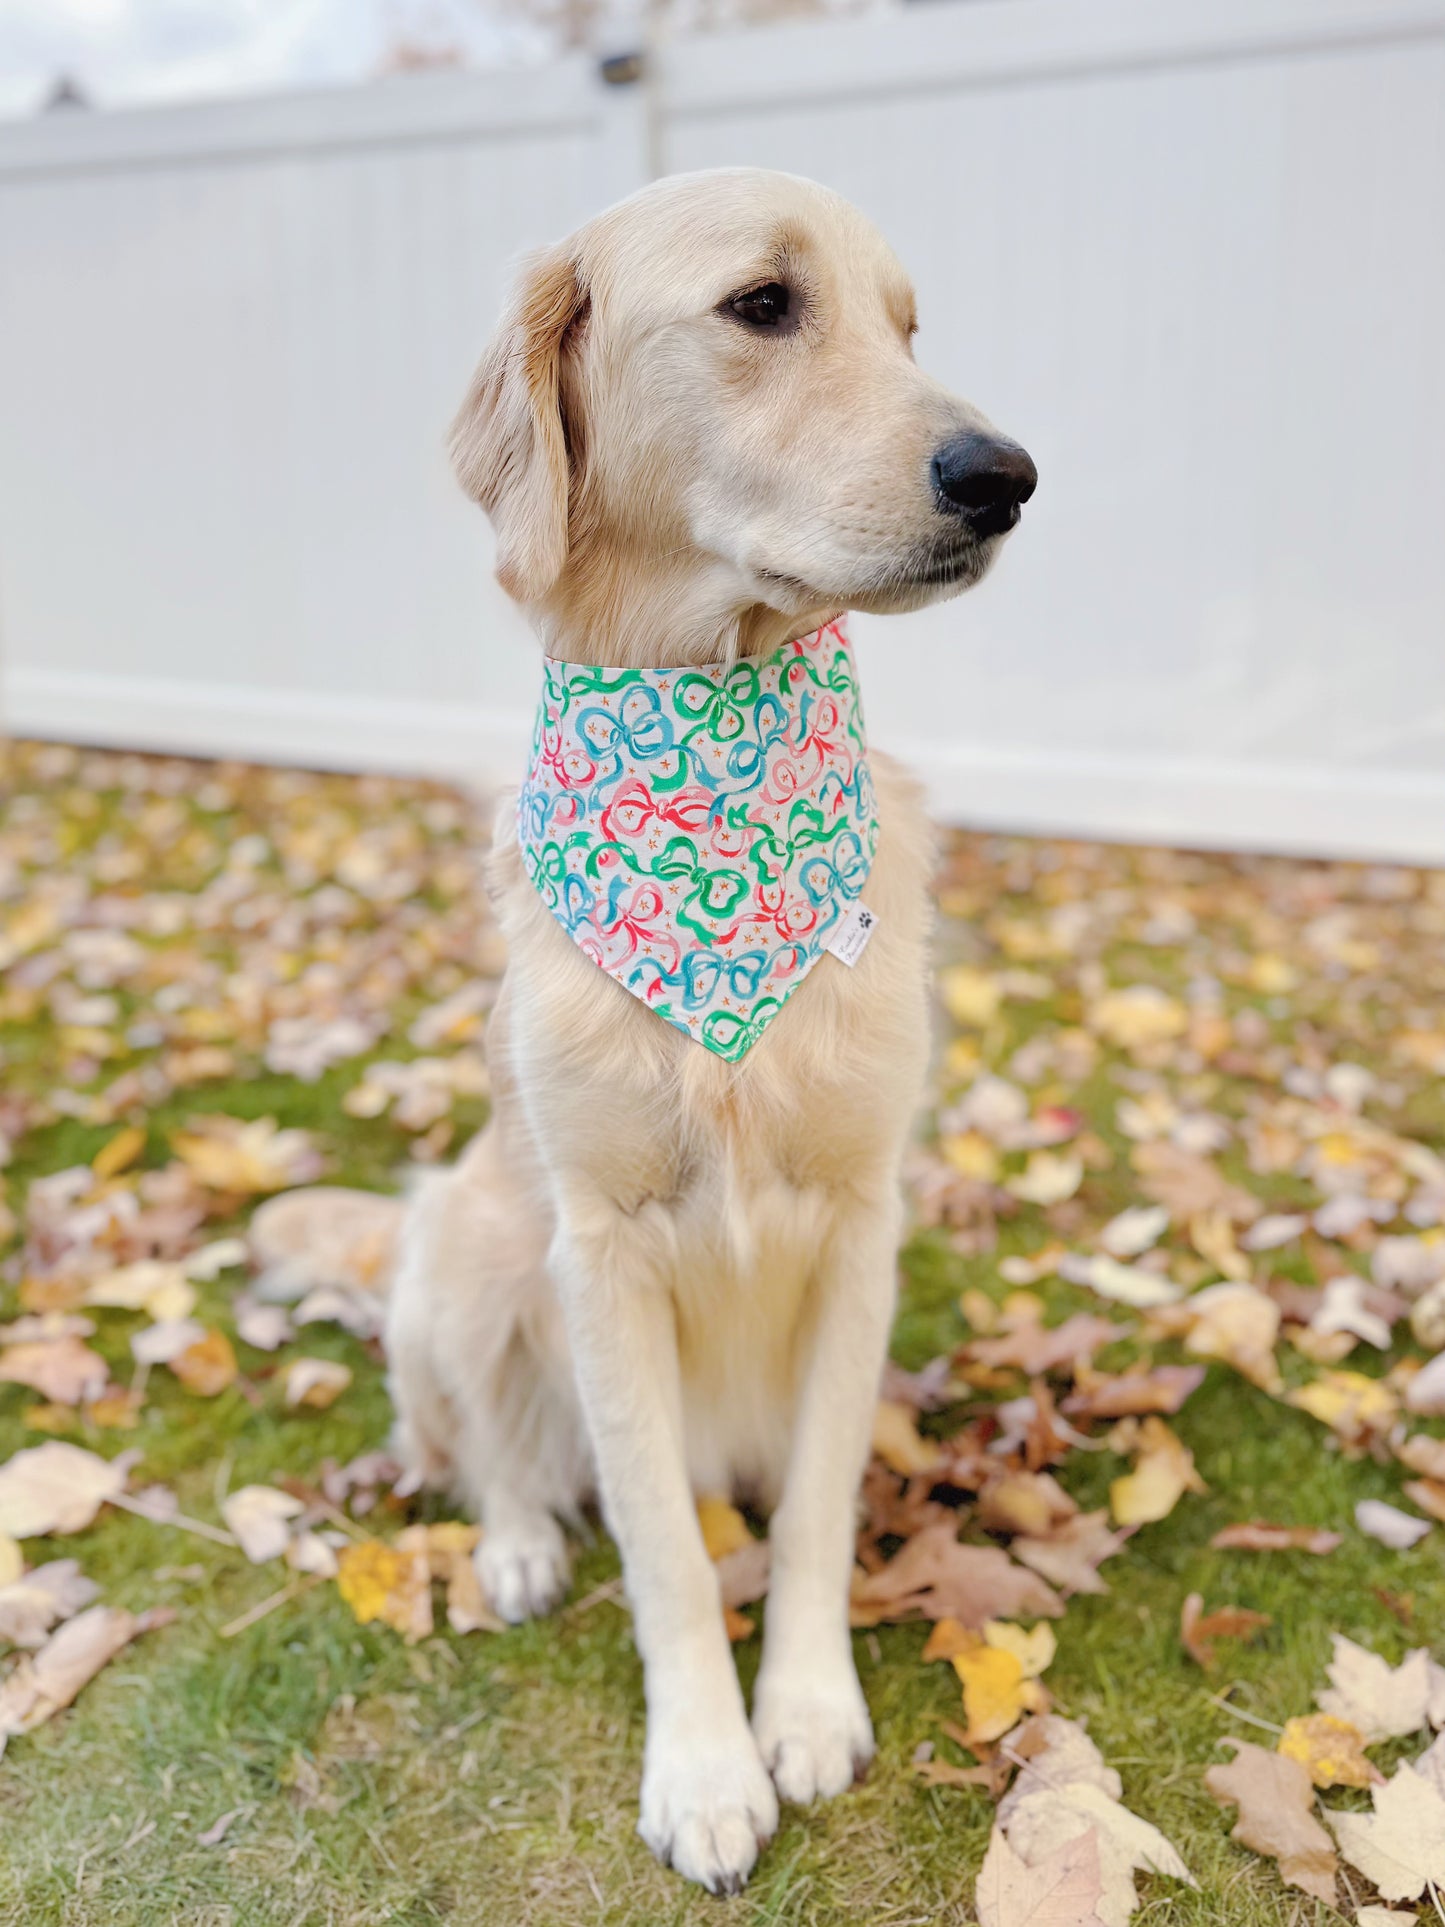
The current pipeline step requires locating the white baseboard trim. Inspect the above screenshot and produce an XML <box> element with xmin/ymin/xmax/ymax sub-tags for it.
<box><xmin>6</xmin><ymin>667</ymin><xmax>1443</xmax><ymax>865</ymax></box>
<box><xmin>2</xmin><ymin>667</ymin><xmax>534</xmax><ymax>785</ymax></box>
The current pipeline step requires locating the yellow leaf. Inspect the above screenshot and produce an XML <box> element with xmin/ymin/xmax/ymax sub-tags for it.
<box><xmin>922</xmin><ymin>1617</ymin><xmax>982</xmax><ymax>1663</ymax></box>
<box><xmin>0</xmin><ymin>1533</ymin><xmax>22</xmax><ymax>1588</ymax></box>
<box><xmin>1247</xmin><ymin>953</ymin><xmax>1297</xmax><ymax>994</ymax></box>
<box><xmin>334</xmin><ymin>1541</ymin><xmax>432</xmax><ymax>1642</ymax></box>
<box><xmin>1111</xmin><ymin>1418</ymin><xmax>1206</xmax><ymax>1526</ymax></box>
<box><xmin>1278</xmin><ymin>1714</ymin><xmax>1378</xmax><ymax>1791</ymax></box>
<box><xmin>983</xmin><ymin>1619</ymin><xmax>1056</xmax><ymax>1681</ymax></box>
<box><xmin>697</xmin><ymin>1497</ymin><xmax>752</xmax><ymax>1562</ymax></box>
<box><xmin>170</xmin><ymin>1329</ymin><xmax>237</xmax><ymax>1397</ymax></box>
<box><xmin>91</xmin><ymin>1126</ymin><xmax>146</xmax><ymax>1180</ymax></box>
<box><xmin>872</xmin><ymin>1400</ymin><xmax>944</xmax><ymax>1477</ymax></box>
<box><xmin>952</xmin><ymin>1644</ymin><xmax>1046</xmax><ymax>1746</ymax></box>
<box><xmin>941</xmin><ymin>1132</ymin><xmax>1000</xmax><ymax>1183</ymax></box>
<box><xmin>1090</xmin><ymin>985</ymin><xmax>1188</xmax><ymax>1050</ymax></box>
<box><xmin>1288</xmin><ymin>1371</ymin><xmax>1398</xmax><ymax>1446</ymax></box>
<box><xmin>940</xmin><ymin>966</ymin><xmax>1002</xmax><ymax>1028</ymax></box>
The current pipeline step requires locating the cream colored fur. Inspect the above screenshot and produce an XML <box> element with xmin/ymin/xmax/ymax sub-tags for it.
<box><xmin>386</xmin><ymin>167</ymin><xmax>1026</xmax><ymax>1895</ymax></box>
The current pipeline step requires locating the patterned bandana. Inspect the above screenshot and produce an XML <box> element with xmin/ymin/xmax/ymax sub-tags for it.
<box><xmin>516</xmin><ymin>618</ymin><xmax>878</xmax><ymax>1061</ymax></box>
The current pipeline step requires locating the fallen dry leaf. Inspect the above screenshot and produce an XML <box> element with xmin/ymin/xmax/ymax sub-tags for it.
<box><xmin>0</xmin><ymin>1604</ymin><xmax>173</xmax><ymax>1752</ymax></box>
<box><xmin>221</xmin><ymin>1485</ymin><xmax>304</xmax><ymax>1564</ymax></box>
<box><xmin>0</xmin><ymin>1442</ymin><xmax>133</xmax><ymax>1538</ymax></box>
<box><xmin>1205</xmin><ymin>1738</ymin><xmax>1337</xmax><ymax>1902</ymax></box>
<box><xmin>334</xmin><ymin>1541</ymin><xmax>431</xmax><ymax>1643</ymax></box>
<box><xmin>1355</xmin><ymin>1499</ymin><xmax>1432</xmax><ymax>1550</ymax></box>
<box><xmin>1179</xmin><ymin>1594</ymin><xmax>1271</xmax><ymax>1670</ymax></box>
<box><xmin>171</xmin><ymin>1115</ymin><xmax>324</xmax><ymax>1195</ymax></box>
<box><xmin>1289</xmin><ymin>1371</ymin><xmax>1399</xmax><ymax>1450</ymax></box>
<box><xmin>0</xmin><ymin>1559</ymin><xmax>98</xmax><ymax>1649</ymax></box>
<box><xmin>872</xmin><ymin>1399</ymin><xmax>945</xmax><ymax>1477</ymax></box>
<box><xmin>1110</xmin><ymin>1419</ymin><xmax>1206</xmax><ymax>1527</ymax></box>
<box><xmin>1277</xmin><ymin>1714</ymin><xmax>1380</xmax><ymax>1791</ymax></box>
<box><xmin>697</xmin><ymin>1497</ymin><xmax>753</xmax><ymax>1562</ymax></box>
<box><xmin>850</xmin><ymin>1522</ymin><xmax>1063</xmax><ymax>1628</ymax></box>
<box><xmin>1063</xmin><ymin>1365</ymin><xmax>1204</xmax><ymax>1421</ymax></box>
<box><xmin>1327</xmin><ymin>1757</ymin><xmax>1445</xmax><ymax>1903</ymax></box>
<box><xmin>1003</xmin><ymin>1772</ymin><xmax>1194</xmax><ymax>1927</ymax></box>
<box><xmin>1317</xmin><ymin>1636</ymin><xmax>1445</xmax><ymax>1743</ymax></box>
<box><xmin>975</xmin><ymin>1824</ymin><xmax>1107</xmax><ymax>1927</ymax></box>
<box><xmin>283</xmin><ymin>1358</ymin><xmax>352</xmax><ymax>1410</ymax></box>
<box><xmin>967</xmin><ymin>1315</ymin><xmax>1121</xmax><ymax>1378</ymax></box>
<box><xmin>171</xmin><ymin>1328</ymin><xmax>238</xmax><ymax>1397</ymax></box>
<box><xmin>0</xmin><ymin>1336</ymin><xmax>108</xmax><ymax>1406</ymax></box>
<box><xmin>1010</xmin><ymin>1512</ymin><xmax>1132</xmax><ymax>1596</ymax></box>
<box><xmin>1209</xmin><ymin>1522</ymin><xmax>1342</xmax><ymax>1555</ymax></box>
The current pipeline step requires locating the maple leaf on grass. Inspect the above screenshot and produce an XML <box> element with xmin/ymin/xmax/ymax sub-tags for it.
<box><xmin>0</xmin><ymin>1336</ymin><xmax>109</xmax><ymax>1406</ymax></box>
<box><xmin>1277</xmin><ymin>1714</ymin><xmax>1381</xmax><ymax>1791</ymax></box>
<box><xmin>1062</xmin><ymin>1365</ymin><xmax>1204</xmax><ymax>1422</ymax></box>
<box><xmin>221</xmin><ymin>1486</ymin><xmax>305</xmax><ymax>1564</ymax></box>
<box><xmin>1109</xmin><ymin>1418</ymin><xmax>1206</xmax><ymax>1527</ymax></box>
<box><xmin>170</xmin><ymin>1115</ymin><xmax>324</xmax><ymax>1195</ymax></box>
<box><xmin>975</xmin><ymin>1826</ymin><xmax>1107</xmax><ymax>1927</ymax></box>
<box><xmin>0</xmin><ymin>1559</ymin><xmax>98</xmax><ymax>1648</ymax></box>
<box><xmin>965</xmin><ymin>1314</ymin><xmax>1121</xmax><ymax>1378</ymax></box>
<box><xmin>0</xmin><ymin>1442</ymin><xmax>134</xmax><ymax>1538</ymax></box>
<box><xmin>1327</xmin><ymin>1750</ymin><xmax>1445</xmax><ymax>1904</ymax></box>
<box><xmin>1179</xmin><ymin>1593</ymin><xmax>1271</xmax><ymax>1671</ymax></box>
<box><xmin>849</xmin><ymin>1521</ymin><xmax>1063</xmax><ymax>1628</ymax></box>
<box><xmin>0</xmin><ymin>1604</ymin><xmax>175</xmax><ymax>1753</ymax></box>
<box><xmin>1204</xmin><ymin>1739</ymin><xmax>1337</xmax><ymax>1902</ymax></box>
<box><xmin>1010</xmin><ymin>1512</ymin><xmax>1133</xmax><ymax>1597</ymax></box>
<box><xmin>1316</xmin><ymin>1635</ymin><xmax>1445</xmax><ymax>1742</ymax></box>
<box><xmin>872</xmin><ymin>1399</ymin><xmax>945</xmax><ymax>1476</ymax></box>
<box><xmin>1209</xmin><ymin>1521</ymin><xmax>1342</xmax><ymax>1555</ymax></box>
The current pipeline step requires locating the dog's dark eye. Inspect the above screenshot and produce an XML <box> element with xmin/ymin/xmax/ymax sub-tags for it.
<box><xmin>727</xmin><ymin>283</ymin><xmax>791</xmax><ymax>329</ymax></box>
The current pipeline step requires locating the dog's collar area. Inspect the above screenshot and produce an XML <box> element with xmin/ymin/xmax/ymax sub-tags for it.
<box><xmin>516</xmin><ymin>617</ymin><xmax>878</xmax><ymax>1060</ymax></box>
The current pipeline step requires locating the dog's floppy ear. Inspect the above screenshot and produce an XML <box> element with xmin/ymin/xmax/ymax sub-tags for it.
<box><xmin>449</xmin><ymin>244</ymin><xmax>587</xmax><ymax>605</ymax></box>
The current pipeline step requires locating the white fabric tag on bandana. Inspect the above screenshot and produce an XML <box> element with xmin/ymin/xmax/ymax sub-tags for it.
<box><xmin>822</xmin><ymin>898</ymin><xmax>877</xmax><ymax>967</ymax></box>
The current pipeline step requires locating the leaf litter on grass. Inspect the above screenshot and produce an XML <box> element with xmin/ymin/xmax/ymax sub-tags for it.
<box><xmin>4</xmin><ymin>741</ymin><xmax>1445</xmax><ymax>1919</ymax></box>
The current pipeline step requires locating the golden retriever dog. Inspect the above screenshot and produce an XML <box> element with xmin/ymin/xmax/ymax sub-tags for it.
<box><xmin>385</xmin><ymin>166</ymin><xmax>1035</xmax><ymax>1894</ymax></box>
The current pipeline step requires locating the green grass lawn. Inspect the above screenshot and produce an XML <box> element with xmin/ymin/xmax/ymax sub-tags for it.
<box><xmin>2</xmin><ymin>742</ymin><xmax>1443</xmax><ymax>1926</ymax></box>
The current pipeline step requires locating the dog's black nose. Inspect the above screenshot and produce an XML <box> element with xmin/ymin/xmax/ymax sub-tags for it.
<box><xmin>932</xmin><ymin>432</ymin><xmax>1037</xmax><ymax>537</ymax></box>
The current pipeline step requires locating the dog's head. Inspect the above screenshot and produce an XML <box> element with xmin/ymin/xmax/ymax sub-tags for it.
<box><xmin>451</xmin><ymin>168</ymin><xmax>1034</xmax><ymax>644</ymax></box>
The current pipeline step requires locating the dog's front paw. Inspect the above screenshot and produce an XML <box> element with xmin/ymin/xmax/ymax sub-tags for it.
<box><xmin>639</xmin><ymin>1724</ymin><xmax>779</xmax><ymax>1895</ymax></box>
<box><xmin>752</xmin><ymin>1665</ymin><xmax>874</xmax><ymax>1805</ymax></box>
<box><xmin>475</xmin><ymin>1515</ymin><xmax>569</xmax><ymax>1623</ymax></box>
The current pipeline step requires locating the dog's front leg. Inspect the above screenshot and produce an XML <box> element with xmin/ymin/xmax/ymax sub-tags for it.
<box><xmin>752</xmin><ymin>1192</ymin><xmax>901</xmax><ymax>1804</ymax></box>
<box><xmin>550</xmin><ymin>1193</ymin><xmax>778</xmax><ymax>1894</ymax></box>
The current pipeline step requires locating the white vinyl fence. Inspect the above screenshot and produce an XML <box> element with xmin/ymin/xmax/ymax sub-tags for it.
<box><xmin>2</xmin><ymin>0</ymin><xmax>1444</xmax><ymax>860</ymax></box>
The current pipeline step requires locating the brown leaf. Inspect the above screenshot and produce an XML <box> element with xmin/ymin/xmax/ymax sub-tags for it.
<box><xmin>0</xmin><ymin>1604</ymin><xmax>174</xmax><ymax>1748</ymax></box>
<box><xmin>850</xmin><ymin>1522</ymin><xmax>1063</xmax><ymax>1628</ymax></box>
<box><xmin>1179</xmin><ymin>1593</ymin><xmax>1272</xmax><ymax>1670</ymax></box>
<box><xmin>171</xmin><ymin>1329</ymin><xmax>237</xmax><ymax>1397</ymax></box>
<box><xmin>1131</xmin><ymin>1141</ymin><xmax>1261</xmax><ymax>1224</ymax></box>
<box><xmin>1062</xmin><ymin>1365</ymin><xmax>1205</xmax><ymax>1421</ymax></box>
<box><xmin>1209</xmin><ymin>1521</ymin><xmax>1342</xmax><ymax>1555</ymax></box>
<box><xmin>0</xmin><ymin>1337</ymin><xmax>109</xmax><ymax>1406</ymax></box>
<box><xmin>1010</xmin><ymin>1512</ymin><xmax>1132</xmax><ymax>1596</ymax></box>
<box><xmin>966</xmin><ymin>1315</ymin><xmax>1120</xmax><ymax>1378</ymax></box>
<box><xmin>1205</xmin><ymin>1739</ymin><xmax>1336</xmax><ymax>1902</ymax></box>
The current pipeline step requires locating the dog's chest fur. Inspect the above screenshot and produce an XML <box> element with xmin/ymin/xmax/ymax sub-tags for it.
<box><xmin>488</xmin><ymin>751</ymin><xmax>934</xmax><ymax>1497</ymax></box>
